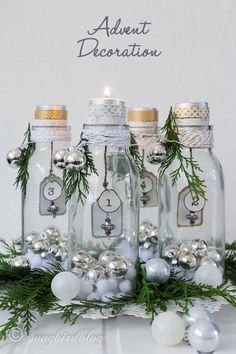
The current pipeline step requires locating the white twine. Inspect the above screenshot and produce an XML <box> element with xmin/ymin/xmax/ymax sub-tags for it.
<box><xmin>82</xmin><ymin>125</ymin><xmax>130</xmax><ymax>147</ymax></box>
<box><xmin>31</xmin><ymin>126</ymin><xmax>71</xmax><ymax>142</ymax></box>
<box><xmin>132</xmin><ymin>126</ymin><xmax>213</xmax><ymax>150</ymax></box>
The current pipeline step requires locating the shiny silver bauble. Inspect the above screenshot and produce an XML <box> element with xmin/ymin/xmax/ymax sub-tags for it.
<box><xmin>98</xmin><ymin>250</ymin><xmax>118</xmax><ymax>265</ymax></box>
<box><xmin>71</xmin><ymin>250</ymin><xmax>91</xmax><ymax>268</ymax></box>
<box><xmin>188</xmin><ymin>320</ymin><xmax>220</xmax><ymax>353</ymax></box>
<box><xmin>25</xmin><ymin>232</ymin><xmax>39</xmax><ymax>245</ymax></box>
<box><xmin>41</xmin><ymin>226</ymin><xmax>61</xmax><ymax>245</ymax></box>
<box><xmin>106</xmin><ymin>257</ymin><xmax>128</xmax><ymax>278</ymax></box>
<box><xmin>6</xmin><ymin>148</ymin><xmax>22</xmax><ymax>168</ymax></box>
<box><xmin>85</xmin><ymin>264</ymin><xmax>107</xmax><ymax>284</ymax></box>
<box><xmin>146</xmin><ymin>143</ymin><xmax>166</xmax><ymax>164</ymax></box>
<box><xmin>48</xmin><ymin>245</ymin><xmax>58</xmax><ymax>257</ymax></box>
<box><xmin>178</xmin><ymin>251</ymin><xmax>197</xmax><ymax>270</ymax></box>
<box><xmin>53</xmin><ymin>246</ymin><xmax>68</xmax><ymax>262</ymax></box>
<box><xmin>190</xmin><ymin>239</ymin><xmax>208</xmax><ymax>257</ymax></box>
<box><xmin>31</xmin><ymin>239</ymin><xmax>50</xmax><ymax>254</ymax></box>
<box><xmin>11</xmin><ymin>255</ymin><xmax>30</xmax><ymax>268</ymax></box>
<box><xmin>139</xmin><ymin>231</ymin><xmax>148</xmax><ymax>244</ymax></box>
<box><xmin>53</xmin><ymin>148</ymin><xmax>68</xmax><ymax>169</ymax></box>
<box><xmin>162</xmin><ymin>245</ymin><xmax>179</xmax><ymax>263</ymax></box>
<box><xmin>140</xmin><ymin>221</ymin><xmax>154</xmax><ymax>234</ymax></box>
<box><xmin>71</xmin><ymin>266</ymin><xmax>86</xmax><ymax>279</ymax></box>
<box><xmin>179</xmin><ymin>240</ymin><xmax>191</xmax><ymax>254</ymax></box>
<box><xmin>64</xmin><ymin>149</ymin><xmax>86</xmax><ymax>172</ymax></box>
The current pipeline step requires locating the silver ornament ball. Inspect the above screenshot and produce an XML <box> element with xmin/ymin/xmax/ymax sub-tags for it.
<box><xmin>145</xmin><ymin>258</ymin><xmax>170</xmax><ymax>283</ymax></box>
<box><xmin>85</xmin><ymin>264</ymin><xmax>107</xmax><ymax>284</ymax></box>
<box><xmin>53</xmin><ymin>246</ymin><xmax>68</xmax><ymax>262</ymax></box>
<box><xmin>25</xmin><ymin>232</ymin><xmax>39</xmax><ymax>245</ymax></box>
<box><xmin>71</xmin><ymin>265</ymin><xmax>86</xmax><ymax>279</ymax></box>
<box><xmin>41</xmin><ymin>226</ymin><xmax>61</xmax><ymax>245</ymax></box>
<box><xmin>31</xmin><ymin>239</ymin><xmax>50</xmax><ymax>254</ymax></box>
<box><xmin>179</xmin><ymin>240</ymin><xmax>191</xmax><ymax>253</ymax></box>
<box><xmin>64</xmin><ymin>149</ymin><xmax>86</xmax><ymax>172</ymax></box>
<box><xmin>162</xmin><ymin>245</ymin><xmax>179</xmax><ymax>264</ymax></box>
<box><xmin>53</xmin><ymin>149</ymin><xmax>68</xmax><ymax>169</ymax></box>
<box><xmin>11</xmin><ymin>255</ymin><xmax>30</xmax><ymax>268</ymax></box>
<box><xmin>71</xmin><ymin>250</ymin><xmax>91</xmax><ymax>268</ymax></box>
<box><xmin>188</xmin><ymin>320</ymin><xmax>220</xmax><ymax>353</ymax></box>
<box><xmin>106</xmin><ymin>257</ymin><xmax>128</xmax><ymax>278</ymax></box>
<box><xmin>139</xmin><ymin>231</ymin><xmax>148</xmax><ymax>244</ymax></box>
<box><xmin>146</xmin><ymin>143</ymin><xmax>166</xmax><ymax>164</ymax></box>
<box><xmin>178</xmin><ymin>251</ymin><xmax>197</xmax><ymax>270</ymax></box>
<box><xmin>48</xmin><ymin>245</ymin><xmax>59</xmax><ymax>257</ymax></box>
<box><xmin>98</xmin><ymin>250</ymin><xmax>119</xmax><ymax>265</ymax></box>
<box><xmin>190</xmin><ymin>239</ymin><xmax>208</xmax><ymax>257</ymax></box>
<box><xmin>140</xmin><ymin>221</ymin><xmax>154</xmax><ymax>234</ymax></box>
<box><xmin>6</xmin><ymin>148</ymin><xmax>22</xmax><ymax>168</ymax></box>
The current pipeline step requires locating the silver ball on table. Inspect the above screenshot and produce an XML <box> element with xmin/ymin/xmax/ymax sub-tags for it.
<box><xmin>146</xmin><ymin>143</ymin><xmax>166</xmax><ymax>164</ymax></box>
<box><xmin>6</xmin><ymin>148</ymin><xmax>22</xmax><ymax>168</ymax></box>
<box><xmin>64</xmin><ymin>149</ymin><xmax>86</xmax><ymax>172</ymax></box>
<box><xmin>85</xmin><ymin>264</ymin><xmax>107</xmax><ymax>284</ymax></box>
<box><xmin>188</xmin><ymin>320</ymin><xmax>220</xmax><ymax>353</ymax></box>
<box><xmin>41</xmin><ymin>226</ymin><xmax>61</xmax><ymax>245</ymax></box>
<box><xmin>178</xmin><ymin>251</ymin><xmax>197</xmax><ymax>270</ymax></box>
<box><xmin>11</xmin><ymin>255</ymin><xmax>30</xmax><ymax>268</ymax></box>
<box><xmin>31</xmin><ymin>239</ymin><xmax>50</xmax><ymax>254</ymax></box>
<box><xmin>190</xmin><ymin>239</ymin><xmax>208</xmax><ymax>257</ymax></box>
<box><xmin>98</xmin><ymin>250</ymin><xmax>118</xmax><ymax>265</ymax></box>
<box><xmin>53</xmin><ymin>148</ymin><xmax>68</xmax><ymax>169</ymax></box>
<box><xmin>106</xmin><ymin>257</ymin><xmax>128</xmax><ymax>278</ymax></box>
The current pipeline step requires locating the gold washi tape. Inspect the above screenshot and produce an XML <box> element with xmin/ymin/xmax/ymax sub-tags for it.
<box><xmin>128</xmin><ymin>108</ymin><xmax>158</xmax><ymax>123</ymax></box>
<box><xmin>35</xmin><ymin>109</ymin><xmax>67</xmax><ymax>120</ymax></box>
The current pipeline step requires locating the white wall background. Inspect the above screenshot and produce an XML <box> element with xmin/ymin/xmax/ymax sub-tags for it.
<box><xmin>0</xmin><ymin>0</ymin><xmax>235</xmax><ymax>242</ymax></box>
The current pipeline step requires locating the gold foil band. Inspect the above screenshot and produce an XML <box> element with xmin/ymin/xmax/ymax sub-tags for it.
<box><xmin>128</xmin><ymin>108</ymin><xmax>158</xmax><ymax>123</ymax></box>
<box><xmin>174</xmin><ymin>107</ymin><xmax>209</xmax><ymax>119</ymax></box>
<box><xmin>35</xmin><ymin>109</ymin><xmax>67</xmax><ymax>121</ymax></box>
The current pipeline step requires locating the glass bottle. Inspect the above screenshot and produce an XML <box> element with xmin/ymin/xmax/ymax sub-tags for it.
<box><xmin>128</xmin><ymin>108</ymin><xmax>163</xmax><ymax>262</ymax></box>
<box><xmin>158</xmin><ymin>103</ymin><xmax>225</xmax><ymax>278</ymax></box>
<box><xmin>22</xmin><ymin>105</ymin><xmax>71</xmax><ymax>268</ymax></box>
<box><xmin>69</xmin><ymin>97</ymin><xmax>139</xmax><ymax>300</ymax></box>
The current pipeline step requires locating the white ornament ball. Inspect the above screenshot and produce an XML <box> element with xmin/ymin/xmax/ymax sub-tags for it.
<box><xmin>188</xmin><ymin>320</ymin><xmax>220</xmax><ymax>353</ymax></box>
<box><xmin>96</xmin><ymin>279</ymin><xmax>111</xmax><ymax>295</ymax></box>
<box><xmin>51</xmin><ymin>272</ymin><xmax>80</xmax><ymax>301</ymax></box>
<box><xmin>87</xmin><ymin>292</ymin><xmax>100</xmax><ymax>301</ymax></box>
<box><xmin>76</xmin><ymin>278</ymin><xmax>94</xmax><ymax>300</ymax></box>
<box><xmin>107</xmin><ymin>278</ymin><xmax>118</xmax><ymax>292</ymax></box>
<box><xmin>194</xmin><ymin>265</ymin><xmax>223</xmax><ymax>287</ymax></box>
<box><xmin>26</xmin><ymin>251</ymin><xmax>43</xmax><ymax>269</ymax></box>
<box><xmin>119</xmin><ymin>279</ymin><xmax>132</xmax><ymax>294</ymax></box>
<box><xmin>139</xmin><ymin>245</ymin><xmax>154</xmax><ymax>263</ymax></box>
<box><xmin>183</xmin><ymin>306</ymin><xmax>212</xmax><ymax>327</ymax></box>
<box><xmin>151</xmin><ymin>312</ymin><xmax>185</xmax><ymax>346</ymax></box>
<box><xmin>145</xmin><ymin>258</ymin><xmax>170</xmax><ymax>283</ymax></box>
<box><xmin>101</xmin><ymin>292</ymin><xmax>114</xmax><ymax>302</ymax></box>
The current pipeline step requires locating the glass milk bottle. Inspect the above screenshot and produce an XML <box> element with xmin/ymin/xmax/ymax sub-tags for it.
<box><xmin>128</xmin><ymin>108</ymin><xmax>164</xmax><ymax>262</ymax></box>
<box><xmin>159</xmin><ymin>103</ymin><xmax>225</xmax><ymax>280</ymax></box>
<box><xmin>22</xmin><ymin>105</ymin><xmax>71</xmax><ymax>268</ymax></box>
<box><xmin>69</xmin><ymin>97</ymin><xmax>139</xmax><ymax>301</ymax></box>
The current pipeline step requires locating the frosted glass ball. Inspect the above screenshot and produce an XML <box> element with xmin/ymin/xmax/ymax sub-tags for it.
<box><xmin>139</xmin><ymin>246</ymin><xmax>154</xmax><ymax>263</ymax></box>
<box><xmin>188</xmin><ymin>320</ymin><xmax>220</xmax><ymax>353</ymax></box>
<box><xmin>96</xmin><ymin>279</ymin><xmax>112</xmax><ymax>295</ymax></box>
<box><xmin>151</xmin><ymin>312</ymin><xmax>185</xmax><ymax>346</ymax></box>
<box><xmin>26</xmin><ymin>251</ymin><xmax>43</xmax><ymax>269</ymax></box>
<box><xmin>194</xmin><ymin>265</ymin><xmax>223</xmax><ymax>287</ymax></box>
<box><xmin>76</xmin><ymin>278</ymin><xmax>94</xmax><ymax>300</ymax></box>
<box><xmin>183</xmin><ymin>306</ymin><xmax>212</xmax><ymax>327</ymax></box>
<box><xmin>51</xmin><ymin>272</ymin><xmax>81</xmax><ymax>301</ymax></box>
<box><xmin>145</xmin><ymin>258</ymin><xmax>170</xmax><ymax>283</ymax></box>
<box><xmin>87</xmin><ymin>292</ymin><xmax>100</xmax><ymax>301</ymax></box>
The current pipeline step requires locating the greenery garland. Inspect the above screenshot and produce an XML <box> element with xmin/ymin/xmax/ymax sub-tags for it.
<box><xmin>0</xmin><ymin>239</ymin><xmax>236</xmax><ymax>340</ymax></box>
<box><xmin>159</xmin><ymin>108</ymin><xmax>206</xmax><ymax>201</ymax></box>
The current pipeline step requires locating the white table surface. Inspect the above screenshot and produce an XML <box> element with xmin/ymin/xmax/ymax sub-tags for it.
<box><xmin>0</xmin><ymin>305</ymin><xmax>236</xmax><ymax>354</ymax></box>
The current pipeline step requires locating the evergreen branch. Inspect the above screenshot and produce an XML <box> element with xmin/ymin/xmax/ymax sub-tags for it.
<box><xmin>63</xmin><ymin>142</ymin><xmax>98</xmax><ymax>204</ymax></box>
<box><xmin>159</xmin><ymin>108</ymin><xmax>206</xmax><ymax>201</ymax></box>
<box><xmin>14</xmin><ymin>124</ymin><xmax>35</xmax><ymax>197</ymax></box>
<box><xmin>130</xmin><ymin>133</ymin><xmax>145</xmax><ymax>177</ymax></box>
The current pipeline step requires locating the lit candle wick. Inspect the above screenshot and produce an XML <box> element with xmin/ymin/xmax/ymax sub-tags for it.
<box><xmin>104</xmin><ymin>87</ymin><xmax>111</xmax><ymax>98</ymax></box>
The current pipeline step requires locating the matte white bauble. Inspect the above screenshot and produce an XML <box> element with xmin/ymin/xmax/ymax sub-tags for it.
<box><xmin>151</xmin><ymin>312</ymin><xmax>185</xmax><ymax>346</ymax></box>
<box><xmin>194</xmin><ymin>265</ymin><xmax>223</xmax><ymax>287</ymax></box>
<box><xmin>51</xmin><ymin>272</ymin><xmax>80</xmax><ymax>301</ymax></box>
<box><xmin>188</xmin><ymin>320</ymin><xmax>220</xmax><ymax>353</ymax></box>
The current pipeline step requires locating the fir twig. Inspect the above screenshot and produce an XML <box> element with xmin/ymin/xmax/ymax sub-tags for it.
<box><xmin>159</xmin><ymin>108</ymin><xmax>206</xmax><ymax>201</ymax></box>
<box><xmin>14</xmin><ymin>124</ymin><xmax>35</xmax><ymax>197</ymax></box>
<box><xmin>130</xmin><ymin>133</ymin><xmax>145</xmax><ymax>177</ymax></box>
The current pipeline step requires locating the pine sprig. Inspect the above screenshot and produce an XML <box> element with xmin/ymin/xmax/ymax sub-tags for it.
<box><xmin>14</xmin><ymin>124</ymin><xmax>35</xmax><ymax>197</ymax></box>
<box><xmin>0</xmin><ymin>238</ymin><xmax>21</xmax><ymax>259</ymax></box>
<box><xmin>130</xmin><ymin>133</ymin><xmax>145</xmax><ymax>177</ymax></box>
<box><xmin>225</xmin><ymin>242</ymin><xmax>236</xmax><ymax>285</ymax></box>
<box><xmin>159</xmin><ymin>108</ymin><xmax>206</xmax><ymax>201</ymax></box>
<box><xmin>63</xmin><ymin>142</ymin><xmax>98</xmax><ymax>204</ymax></box>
